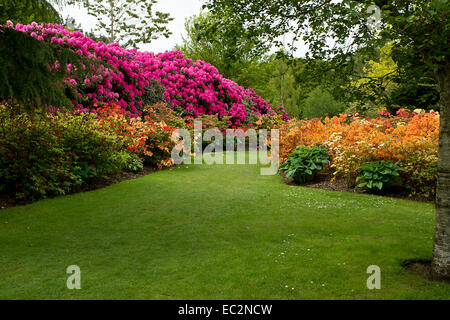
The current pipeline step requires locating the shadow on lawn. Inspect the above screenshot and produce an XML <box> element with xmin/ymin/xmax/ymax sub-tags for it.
<box><xmin>402</xmin><ymin>259</ymin><xmax>450</xmax><ymax>283</ymax></box>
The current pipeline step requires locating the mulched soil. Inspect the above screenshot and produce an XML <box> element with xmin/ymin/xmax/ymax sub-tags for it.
<box><xmin>0</xmin><ymin>166</ymin><xmax>158</xmax><ymax>210</ymax></box>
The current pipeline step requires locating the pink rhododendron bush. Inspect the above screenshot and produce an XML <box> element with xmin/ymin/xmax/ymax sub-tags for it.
<box><xmin>8</xmin><ymin>21</ymin><xmax>287</xmax><ymax>126</ymax></box>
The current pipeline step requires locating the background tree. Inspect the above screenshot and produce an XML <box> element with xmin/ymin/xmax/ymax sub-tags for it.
<box><xmin>349</xmin><ymin>43</ymin><xmax>440</xmax><ymax>114</ymax></box>
<box><xmin>175</xmin><ymin>12</ymin><xmax>267</xmax><ymax>81</ymax></box>
<box><xmin>0</xmin><ymin>0</ymin><xmax>90</xmax><ymax>111</ymax></box>
<box><xmin>0</xmin><ymin>26</ymin><xmax>87</xmax><ymax>112</ymax></box>
<box><xmin>205</xmin><ymin>0</ymin><xmax>449</xmax><ymax>280</ymax></box>
<box><xmin>0</xmin><ymin>0</ymin><xmax>62</xmax><ymax>24</ymax></box>
<box><xmin>74</xmin><ymin>0</ymin><xmax>172</xmax><ymax>48</ymax></box>
<box><xmin>176</xmin><ymin>13</ymin><xmax>349</xmax><ymax>118</ymax></box>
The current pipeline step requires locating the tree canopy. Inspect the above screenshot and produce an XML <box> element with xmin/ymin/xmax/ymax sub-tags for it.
<box><xmin>0</xmin><ymin>0</ymin><xmax>62</xmax><ymax>24</ymax></box>
<box><xmin>75</xmin><ymin>0</ymin><xmax>173</xmax><ymax>48</ymax></box>
<box><xmin>205</xmin><ymin>0</ymin><xmax>450</xmax><ymax>280</ymax></box>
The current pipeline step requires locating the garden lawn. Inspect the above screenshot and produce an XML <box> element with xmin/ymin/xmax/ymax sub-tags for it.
<box><xmin>0</xmin><ymin>152</ymin><xmax>448</xmax><ymax>299</ymax></box>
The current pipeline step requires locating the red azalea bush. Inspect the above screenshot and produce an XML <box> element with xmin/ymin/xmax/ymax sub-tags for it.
<box><xmin>95</xmin><ymin>103</ymin><xmax>177</xmax><ymax>168</ymax></box>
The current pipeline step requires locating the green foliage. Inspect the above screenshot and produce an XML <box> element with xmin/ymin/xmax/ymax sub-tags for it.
<box><xmin>0</xmin><ymin>27</ymin><xmax>88</xmax><ymax>112</ymax></box>
<box><xmin>70</xmin><ymin>161</ymin><xmax>97</xmax><ymax>180</ymax></box>
<box><xmin>348</xmin><ymin>43</ymin><xmax>440</xmax><ymax>114</ymax></box>
<box><xmin>0</xmin><ymin>0</ymin><xmax>61</xmax><ymax>24</ymax></box>
<box><xmin>0</xmin><ymin>105</ymin><xmax>127</xmax><ymax>199</ymax></box>
<box><xmin>303</xmin><ymin>86</ymin><xmax>346</xmax><ymax>119</ymax></box>
<box><xmin>74</xmin><ymin>0</ymin><xmax>173</xmax><ymax>48</ymax></box>
<box><xmin>123</xmin><ymin>152</ymin><xmax>144</xmax><ymax>172</ymax></box>
<box><xmin>57</xmin><ymin>112</ymin><xmax>125</xmax><ymax>176</ymax></box>
<box><xmin>175</xmin><ymin>12</ymin><xmax>266</xmax><ymax>81</ymax></box>
<box><xmin>141</xmin><ymin>79</ymin><xmax>166</xmax><ymax>107</ymax></box>
<box><xmin>205</xmin><ymin>1</ymin><xmax>380</xmax><ymax>62</ymax></box>
<box><xmin>280</xmin><ymin>146</ymin><xmax>330</xmax><ymax>184</ymax></box>
<box><xmin>205</xmin><ymin>0</ymin><xmax>449</xmax><ymax>116</ymax></box>
<box><xmin>0</xmin><ymin>107</ymin><xmax>79</xmax><ymax>199</ymax></box>
<box><xmin>205</xmin><ymin>1</ymin><xmax>449</xmax><ymax>71</ymax></box>
<box><xmin>264</xmin><ymin>57</ymin><xmax>302</xmax><ymax>118</ymax></box>
<box><xmin>350</xmin><ymin>43</ymin><xmax>399</xmax><ymax>111</ymax></box>
<box><xmin>356</xmin><ymin>161</ymin><xmax>401</xmax><ymax>192</ymax></box>
<box><xmin>399</xmin><ymin>150</ymin><xmax>438</xmax><ymax>198</ymax></box>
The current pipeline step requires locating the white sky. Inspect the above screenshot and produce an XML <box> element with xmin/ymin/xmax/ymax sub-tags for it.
<box><xmin>61</xmin><ymin>0</ymin><xmax>205</xmax><ymax>53</ymax></box>
<box><xmin>61</xmin><ymin>0</ymin><xmax>312</xmax><ymax>57</ymax></box>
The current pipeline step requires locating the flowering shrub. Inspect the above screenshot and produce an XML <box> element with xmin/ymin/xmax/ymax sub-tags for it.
<box><xmin>5</xmin><ymin>21</ymin><xmax>288</xmax><ymax>126</ymax></box>
<box><xmin>0</xmin><ymin>104</ymin><xmax>126</xmax><ymax>199</ymax></box>
<box><xmin>95</xmin><ymin>103</ymin><xmax>176</xmax><ymax>168</ymax></box>
<box><xmin>0</xmin><ymin>98</ymin><xmax>181</xmax><ymax>199</ymax></box>
<box><xmin>279</xmin><ymin>109</ymin><xmax>439</xmax><ymax>197</ymax></box>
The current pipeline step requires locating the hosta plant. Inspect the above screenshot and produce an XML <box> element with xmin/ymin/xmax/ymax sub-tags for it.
<box><xmin>280</xmin><ymin>146</ymin><xmax>330</xmax><ymax>184</ymax></box>
<box><xmin>356</xmin><ymin>160</ymin><xmax>401</xmax><ymax>192</ymax></box>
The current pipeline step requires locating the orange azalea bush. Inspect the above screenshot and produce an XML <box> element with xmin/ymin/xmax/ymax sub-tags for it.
<box><xmin>95</xmin><ymin>103</ymin><xmax>176</xmax><ymax>168</ymax></box>
<box><xmin>279</xmin><ymin>109</ymin><xmax>439</xmax><ymax>197</ymax></box>
<box><xmin>253</xmin><ymin>113</ymin><xmax>287</xmax><ymax>130</ymax></box>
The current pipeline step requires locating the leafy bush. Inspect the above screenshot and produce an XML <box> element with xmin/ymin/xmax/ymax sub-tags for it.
<box><xmin>51</xmin><ymin>112</ymin><xmax>125</xmax><ymax>176</ymax></box>
<box><xmin>279</xmin><ymin>109</ymin><xmax>439</xmax><ymax>197</ymax></box>
<box><xmin>141</xmin><ymin>80</ymin><xmax>166</xmax><ymax>107</ymax></box>
<box><xmin>302</xmin><ymin>86</ymin><xmax>345</xmax><ymax>119</ymax></box>
<box><xmin>0</xmin><ymin>104</ymin><xmax>126</xmax><ymax>199</ymax></box>
<box><xmin>123</xmin><ymin>153</ymin><xmax>144</xmax><ymax>172</ymax></box>
<box><xmin>7</xmin><ymin>22</ymin><xmax>287</xmax><ymax>125</ymax></box>
<box><xmin>280</xmin><ymin>146</ymin><xmax>330</xmax><ymax>184</ymax></box>
<box><xmin>356</xmin><ymin>161</ymin><xmax>401</xmax><ymax>192</ymax></box>
<box><xmin>0</xmin><ymin>109</ymin><xmax>79</xmax><ymax>199</ymax></box>
<box><xmin>95</xmin><ymin>103</ymin><xmax>177</xmax><ymax>168</ymax></box>
<box><xmin>70</xmin><ymin>162</ymin><xmax>97</xmax><ymax>181</ymax></box>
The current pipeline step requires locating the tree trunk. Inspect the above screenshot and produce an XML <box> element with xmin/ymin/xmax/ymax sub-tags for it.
<box><xmin>433</xmin><ymin>64</ymin><xmax>450</xmax><ymax>280</ymax></box>
<box><xmin>109</xmin><ymin>0</ymin><xmax>115</xmax><ymax>43</ymax></box>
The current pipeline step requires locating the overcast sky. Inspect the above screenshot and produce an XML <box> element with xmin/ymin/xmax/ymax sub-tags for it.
<box><xmin>62</xmin><ymin>0</ymin><xmax>205</xmax><ymax>53</ymax></box>
<box><xmin>61</xmin><ymin>0</ymin><xmax>312</xmax><ymax>57</ymax></box>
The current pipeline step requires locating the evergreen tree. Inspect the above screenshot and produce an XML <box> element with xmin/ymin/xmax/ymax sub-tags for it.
<box><xmin>0</xmin><ymin>26</ymin><xmax>87</xmax><ymax>112</ymax></box>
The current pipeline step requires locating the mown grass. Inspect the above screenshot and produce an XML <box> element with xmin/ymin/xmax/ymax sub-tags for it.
<box><xmin>0</xmin><ymin>152</ymin><xmax>448</xmax><ymax>299</ymax></box>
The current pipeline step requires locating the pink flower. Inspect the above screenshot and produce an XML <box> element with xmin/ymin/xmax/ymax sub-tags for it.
<box><xmin>9</xmin><ymin>22</ymin><xmax>285</xmax><ymax>124</ymax></box>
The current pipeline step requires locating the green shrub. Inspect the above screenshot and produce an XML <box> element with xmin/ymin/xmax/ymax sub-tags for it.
<box><xmin>0</xmin><ymin>106</ymin><xmax>127</xmax><ymax>199</ymax></box>
<box><xmin>279</xmin><ymin>146</ymin><xmax>330</xmax><ymax>184</ymax></box>
<box><xmin>141</xmin><ymin>79</ymin><xmax>166</xmax><ymax>108</ymax></box>
<box><xmin>123</xmin><ymin>153</ymin><xmax>144</xmax><ymax>172</ymax></box>
<box><xmin>356</xmin><ymin>160</ymin><xmax>401</xmax><ymax>192</ymax></box>
<box><xmin>52</xmin><ymin>112</ymin><xmax>125</xmax><ymax>176</ymax></box>
<box><xmin>70</xmin><ymin>162</ymin><xmax>97</xmax><ymax>181</ymax></box>
<box><xmin>302</xmin><ymin>86</ymin><xmax>345</xmax><ymax>119</ymax></box>
<box><xmin>0</xmin><ymin>112</ymin><xmax>79</xmax><ymax>199</ymax></box>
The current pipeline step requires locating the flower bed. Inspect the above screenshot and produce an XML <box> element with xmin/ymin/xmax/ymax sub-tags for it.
<box><xmin>279</xmin><ymin>109</ymin><xmax>439</xmax><ymax>197</ymax></box>
<box><xmin>5</xmin><ymin>21</ymin><xmax>288</xmax><ymax>126</ymax></box>
<box><xmin>0</xmin><ymin>101</ymin><xmax>177</xmax><ymax>200</ymax></box>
